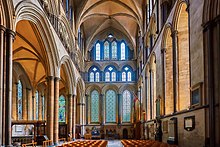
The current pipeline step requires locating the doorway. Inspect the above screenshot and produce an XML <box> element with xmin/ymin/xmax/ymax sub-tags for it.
<box><xmin>123</xmin><ymin>129</ymin><xmax>128</xmax><ymax>139</ymax></box>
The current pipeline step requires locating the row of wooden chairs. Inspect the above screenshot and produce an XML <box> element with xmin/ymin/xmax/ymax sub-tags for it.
<box><xmin>22</xmin><ymin>138</ymin><xmax>66</xmax><ymax>147</ymax></box>
<box><xmin>21</xmin><ymin>142</ymin><xmax>37</xmax><ymax>147</ymax></box>
<box><xmin>58</xmin><ymin>140</ymin><xmax>108</xmax><ymax>147</ymax></box>
<box><xmin>121</xmin><ymin>140</ymin><xmax>177</xmax><ymax>147</ymax></box>
<box><xmin>59</xmin><ymin>138</ymin><xmax>67</xmax><ymax>143</ymax></box>
<box><xmin>43</xmin><ymin>140</ymin><xmax>52</xmax><ymax>147</ymax></box>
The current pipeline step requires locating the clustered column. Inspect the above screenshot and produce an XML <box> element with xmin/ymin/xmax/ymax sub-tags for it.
<box><xmin>85</xmin><ymin>94</ymin><xmax>89</xmax><ymax>125</ymax></box>
<box><xmin>161</xmin><ymin>48</ymin><xmax>166</xmax><ymax>115</ymax></box>
<box><xmin>171</xmin><ymin>30</ymin><xmax>178</xmax><ymax>113</ymax></box>
<box><xmin>0</xmin><ymin>25</ymin><xmax>15</xmax><ymax>146</ymax></box>
<box><xmin>22</xmin><ymin>87</ymin><xmax>27</xmax><ymax>120</ymax></box>
<box><xmin>67</xmin><ymin>94</ymin><xmax>73</xmax><ymax>139</ymax></box>
<box><xmin>78</xmin><ymin>100</ymin><xmax>86</xmax><ymax>135</ymax></box>
<box><xmin>145</xmin><ymin>76</ymin><xmax>148</xmax><ymax>121</ymax></box>
<box><xmin>5</xmin><ymin>29</ymin><xmax>15</xmax><ymax>146</ymax></box>
<box><xmin>72</xmin><ymin>94</ymin><xmax>76</xmax><ymax>139</ymax></box>
<box><xmin>32</xmin><ymin>93</ymin><xmax>36</xmax><ymax>120</ymax></box>
<box><xmin>53</xmin><ymin>77</ymin><xmax>60</xmax><ymax>145</ymax></box>
<box><xmin>0</xmin><ymin>25</ymin><xmax>5</xmax><ymax>146</ymax></box>
<box><xmin>12</xmin><ymin>82</ymin><xmax>17</xmax><ymax>120</ymax></box>
<box><xmin>27</xmin><ymin>88</ymin><xmax>33</xmax><ymax>120</ymax></box>
<box><xmin>38</xmin><ymin>93</ymin><xmax>43</xmax><ymax>120</ymax></box>
<box><xmin>46</xmin><ymin>76</ymin><xmax>54</xmax><ymax>142</ymax></box>
<box><xmin>149</xmin><ymin>69</ymin><xmax>153</xmax><ymax>120</ymax></box>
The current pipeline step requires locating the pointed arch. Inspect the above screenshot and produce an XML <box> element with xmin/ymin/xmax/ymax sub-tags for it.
<box><xmin>59</xmin><ymin>55</ymin><xmax>76</xmax><ymax>95</ymax></box>
<box><xmin>161</xmin><ymin>24</ymin><xmax>174</xmax><ymax>115</ymax></box>
<box><xmin>14</xmin><ymin>1</ymin><xmax>59</xmax><ymax>76</ymax></box>
<box><xmin>173</xmin><ymin>1</ymin><xmax>190</xmax><ymax>111</ymax></box>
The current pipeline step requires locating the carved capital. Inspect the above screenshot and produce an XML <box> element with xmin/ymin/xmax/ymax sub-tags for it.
<box><xmin>54</xmin><ymin>77</ymin><xmax>60</xmax><ymax>82</ymax></box>
<box><xmin>161</xmin><ymin>48</ymin><xmax>166</xmax><ymax>54</ymax></box>
<box><xmin>0</xmin><ymin>25</ymin><xmax>6</xmax><ymax>32</ymax></box>
<box><xmin>45</xmin><ymin>76</ymin><xmax>54</xmax><ymax>81</ymax></box>
<box><xmin>171</xmin><ymin>30</ymin><xmax>178</xmax><ymax>37</ymax></box>
<box><xmin>6</xmin><ymin>29</ymin><xmax>16</xmax><ymax>38</ymax></box>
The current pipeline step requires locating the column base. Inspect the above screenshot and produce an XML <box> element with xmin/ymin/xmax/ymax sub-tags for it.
<box><xmin>53</xmin><ymin>142</ymin><xmax>58</xmax><ymax>146</ymax></box>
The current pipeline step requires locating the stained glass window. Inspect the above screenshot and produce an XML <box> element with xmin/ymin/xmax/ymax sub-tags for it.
<box><xmin>106</xmin><ymin>90</ymin><xmax>116</xmax><ymax>122</ymax></box>
<box><xmin>108</xmin><ymin>67</ymin><xmax>113</xmax><ymax>71</ymax></box>
<box><xmin>106</xmin><ymin>72</ymin><xmax>110</xmax><ymax>82</ymax></box>
<box><xmin>112</xmin><ymin>41</ymin><xmax>117</xmax><ymax>60</ymax></box>
<box><xmin>121</xmin><ymin>42</ymin><xmax>126</xmax><ymax>60</ymax></box>
<box><xmin>122</xmin><ymin>90</ymin><xmax>131</xmax><ymax>122</ymax></box>
<box><xmin>122</xmin><ymin>72</ymin><xmax>126</xmax><ymax>81</ymax></box>
<box><xmin>91</xmin><ymin>90</ymin><xmax>99</xmax><ymax>122</ymax></box>
<box><xmin>96</xmin><ymin>43</ymin><xmax>100</xmax><ymax>60</ymax></box>
<box><xmin>59</xmin><ymin>95</ymin><xmax>66</xmax><ymax>122</ymax></box>
<box><xmin>104</xmin><ymin>41</ymin><xmax>109</xmax><ymax>60</ymax></box>
<box><xmin>112</xmin><ymin>72</ymin><xmax>116</xmax><ymax>81</ymax></box>
<box><xmin>95</xmin><ymin>72</ymin><xmax>100</xmax><ymax>82</ymax></box>
<box><xmin>90</xmin><ymin>72</ymin><xmax>94</xmax><ymax>82</ymax></box>
<box><xmin>128</xmin><ymin>72</ymin><xmax>132</xmax><ymax>81</ymax></box>
<box><xmin>17</xmin><ymin>80</ymin><xmax>23</xmax><ymax>120</ymax></box>
<box><xmin>35</xmin><ymin>90</ymin><xmax>39</xmax><ymax>120</ymax></box>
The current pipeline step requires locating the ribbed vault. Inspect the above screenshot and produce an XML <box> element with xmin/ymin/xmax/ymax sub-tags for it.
<box><xmin>73</xmin><ymin>0</ymin><xmax>144</xmax><ymax>53</ymax></box>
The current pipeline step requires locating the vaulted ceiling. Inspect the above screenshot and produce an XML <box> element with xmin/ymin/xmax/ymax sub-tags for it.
<box><xmin>74</xmin><ymin>0</ymin><xmax>144</xmax><ymax>51</ymax></box>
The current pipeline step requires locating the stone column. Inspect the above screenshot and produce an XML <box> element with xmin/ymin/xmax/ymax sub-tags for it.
<box><xmin>32</xmin><ymin>95</ymin><xmax>35</xmax><ymax>120</ymax></box>
<box><xmin>149</xmin><ymin>70</ymin><xmax>153</xmax><ymax>119</ymax></box>
<box><xmin>67</xmin><ymin>94</ymin><xmax>73</xmax><ymax>139</ymax></box>
<box><xmin>27</xmin><ymin>88</ymin><xmax>32</xmax><ymax>120</ymax></box>
<box><xmin>22</xmin><ymin>87</ymin><xmax>27</xmax><ymax>120</ymax></box>
<box><xmin>46</xmin><ymin>76</ymin><xmax>54</xmax><ymax>142</ymax></box>
<box><xmin>118</xmin><ymin>94</ymin><xmax>122</xmax><ymax>124</ymax></box>
<box><xmin>161</xmin><ymin>48</ymin><xmax>166</xmax><ymax>115</ymax></box>
<box><xmin>38</xmin><ymin>92</ymin><xmax>43</xmax><ymax>120</ymax></box>
<box><xmin>44</xmin><ymin>90</ymin><xmax>47</xmax><ymax>120</ymax></box>
<box><xmin>139</xmin><ymin>87</ymin><xmax>142</xmax><ymax>121</ymax></box>
<box><xmin>4</xmin><ymin>29</ymin><xmax>15</xmax><ymax>146</ymax></box>
<box><xmin>100</xmin><ymin>94</ymin><xmax>104</xmax><ymax>125</ymax></box>
<box><xmin>12</xmin><ymin>82</ymin><xmax>17</xmax><ymax>120</ymax></box>
<box><xmin>81</xmin><ymin>102</ymin><xmax>85</xmax><ymax>135</ymax></box>
<box><xmin>0</xmin><ymin>25</ymin><xmax>5</xmax><ymax>146</ymax></box>
<box><xmin>85</xmin><ymin>94</ymin><xmax>89</xmax><ymax>125</ymax></box>
<box><xmin>72</xmin><ymin>94</ymin><xmax>76</xmax><ymax>139</ymax></box>
<box><xmin>171</xmin><ymin>30</ymin><xmax>178</xmax><ymax>113</ymax></box>
<box><xmin>53</xmin><ymin>77</ymin><xmax>60</xmax><ymax>145</ymax></box>
<box><xmin>145</xmin><ymin>76</ymin><xmax>148</xmax><ymax>120</ymax></box>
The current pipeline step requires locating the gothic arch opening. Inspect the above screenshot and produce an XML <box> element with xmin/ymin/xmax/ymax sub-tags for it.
<box><xmin>176</xmin><ymin>2</ymin><xmax>190</xmax><ymax>111</ymax></box>
<box><xmin>164</xmin><ymin>27</ymin><xmax>174</xmax><ymax>115</ymax></box>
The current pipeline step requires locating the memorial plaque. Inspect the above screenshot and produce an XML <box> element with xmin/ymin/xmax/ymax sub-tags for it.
<box><xmin>184</xmin><ymin>116</ymin><xmax>195</xmax><ymax>131</ymax></box>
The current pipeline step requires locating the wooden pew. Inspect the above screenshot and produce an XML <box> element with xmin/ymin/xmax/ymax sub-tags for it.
<box><xmin>22</xmin><ymin>142</ymin><xmax>37</xmax><ymax>147</ymax></box>
<box><xmin>58</xmin><ymin>140</ymin><xmax>108</xmax><ymax>147</ymax></box>
<box><xmin>121</xmin><ymin>140</ymin><xmax>178</xmax><ymax>147</ymax></box>
<box><xmin>43</xmin><ymin>140</ymin><xmax>52</xmax><ymax>147</ymax></box>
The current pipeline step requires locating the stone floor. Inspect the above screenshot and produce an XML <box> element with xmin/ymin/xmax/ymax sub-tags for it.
<box><xmin>107</xmin><ymin>140</ymin><xmax>123</xmax><ymax>147</ymax></box>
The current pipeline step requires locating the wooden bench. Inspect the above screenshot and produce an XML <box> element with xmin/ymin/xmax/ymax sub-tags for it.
<box><xmin>121</xmin><ymin>140</ymin><xmax>178</xmax><ymax>147</ymax></box>
<box><xmin>43</xmin><ymin>140</ymin><xmax>52</xmax><ymax>147</ymax></box>
<box><xmin>22</xmin><ymin>142</ymin><xmax>37</xmax><ymax>147</ymax></box>
<box><xmin>58</xmin><ymin>140</ymin><xmax>108</xmax><ymax>147</ymax></box>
